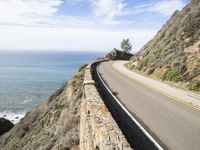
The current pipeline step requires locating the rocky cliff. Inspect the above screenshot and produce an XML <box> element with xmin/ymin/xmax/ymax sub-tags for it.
<box><xmin>0</xmin><ymin>64</ymin><xmax>87</xmax><ymax>150</ymax></box>
<box><xmin>128</xmin><ymin>0</ymin><xmax>200</xmax><ymax>91</ymax></box>
<box><xmin>103</xmin><ymin>48</ymin><xmax>133</xmax><ymax>60</ymax></box>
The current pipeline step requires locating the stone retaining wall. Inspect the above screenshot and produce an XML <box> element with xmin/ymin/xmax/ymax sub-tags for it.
<box><xmin>80</xmin><ymin>64</ymin><xmax>132</xmax><ymax>150</ymax></box>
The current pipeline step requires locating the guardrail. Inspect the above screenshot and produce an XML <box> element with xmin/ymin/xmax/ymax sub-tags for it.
<box><xmin>80</xmin><ymin>63</ymin><xmax>132</xmax><ymax>150</ymax></box>
<box><xmin>91</xmin><ymin>61</ymin><xmax>165</xmax><ymax>150</ymax></box>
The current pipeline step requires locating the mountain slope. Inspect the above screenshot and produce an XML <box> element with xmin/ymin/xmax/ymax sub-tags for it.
<box><xmin>0</xmin><ymin>64</ymin><xmax>87</xmax><ymax>150</ymax></box>
<box><xmin>128</xmin><ymin>0</ymin><xmax>200</xmax><ymax>91</ymax></box>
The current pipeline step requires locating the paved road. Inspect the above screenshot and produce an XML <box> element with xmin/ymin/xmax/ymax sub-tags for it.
<box><xmin>98</xmin><ymin>61</ymin><xmax>200</xmax><ymax>150</ymax></box>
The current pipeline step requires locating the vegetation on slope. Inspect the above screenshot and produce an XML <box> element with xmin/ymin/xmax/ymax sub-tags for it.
<box><xmin>0</xmin><ymin>64</ymin><xmax>87</xmax><ymax>150</ymax></box>
<box><xmin>128</xmin><ymin>0</ymin><xmax>200</xmax><ymax>91</ymax></box>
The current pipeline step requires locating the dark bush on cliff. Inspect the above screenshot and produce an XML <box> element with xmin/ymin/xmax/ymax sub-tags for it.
<box><xmin>105</xmin><ymin>48</ymin><xmax>133</xmax><ymax>60</ymax></box>
<box><xmin>0</xmin><ymin>118</ymin><xmax>14</xmax><ymax>135</ymax></box>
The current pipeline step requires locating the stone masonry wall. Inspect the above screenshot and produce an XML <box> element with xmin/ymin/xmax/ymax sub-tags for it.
<box><xmin>80</xmin><ymin>64</ymin><xmax>132</xmax><ymax>150</ymax></box>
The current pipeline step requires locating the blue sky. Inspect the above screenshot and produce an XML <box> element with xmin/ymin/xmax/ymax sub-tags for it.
<box><xmin>0</xmin><ymin>0</ymin><xmax>189</xmax><ymax>52</ymax></box>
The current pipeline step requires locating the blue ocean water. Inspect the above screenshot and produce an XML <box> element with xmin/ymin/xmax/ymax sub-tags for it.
<box><xmin>0</xmin><ymin>51</ymin><xmax>104</xmax><ymax>114</ymax></box>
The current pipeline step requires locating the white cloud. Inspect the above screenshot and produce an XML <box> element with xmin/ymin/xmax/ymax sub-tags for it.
<box><xmin>0</xmin><ymin>0</ymin><xmax>63</xmax><ymax>16</ymax></box>
<box><xmin>149</xmin><ymin>0</ymin><xmax>185</xmax><ymax>16</ymax></box>
<box><xmin>0</xmin><ymin>25</ymin><xmax>156</xmax><ymax>52</ymax></box>
<box><xmin>0</xmin><ymin>0</ymin><xmax>128</xmax><ymax>26</ymax></box>
<box><xmin>92</xmin><ymin>0</ymin><xmax>127</xmax><ymax>18</ymax></box>
<box><xmin>0</xmin><ymin>0</ymin><xmax>186</xmax><ymax>52</ymax></box>
<box><xmin>0</xmin><ymin>0</ymin><xmax>186</xmax><ymax>26</ymax></box>
<box><xmin>89</xmin><ymin>0</ymin><xmax>186</xmax><ymax>24</ymax></box>
<box><xmin>66</xmin><ymin>0</ymin><xmax>85</xmax><ymax>4</ymax></box>
<box><xmin>129</xmin><ymin>0</ymin><xmax>185</xmax><ymax>16</ymax></box>
<box><xmin>0</xmin><ymin>0</ymin><xmax>63</xmax><ymax>25</ymax></box>
<box><xmin>67</xmin><ymin>0</ymin><xmax>128</xmax><ymax>24</ymax></box>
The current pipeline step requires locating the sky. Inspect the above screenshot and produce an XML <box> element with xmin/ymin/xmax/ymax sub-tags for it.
<box><xmin>0</xmin><ymin>0</ymin><xmax>189</xmax><ymax>52</ymax></box>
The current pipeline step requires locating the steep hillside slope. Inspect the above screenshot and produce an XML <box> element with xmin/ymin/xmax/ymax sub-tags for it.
<box><xmin>0</xmin><ymin>64</ymin><xmax>87</xmax><ymax>150</ymax></box>
<box><xmin>128</xmin><ymin>0</ymin><xmax>200</xmax><ymax>91</ymax></box>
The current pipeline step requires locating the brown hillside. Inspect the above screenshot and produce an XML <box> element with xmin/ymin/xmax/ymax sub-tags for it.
<box><xmin>128</xmin><ymin>0</ymin><xmax>200</xmax><ymax>91</ymax></box>
<box><xmin>0</xmin><ymin>64</ymin><xmax>87</xmax><ymax>150</ymax></box>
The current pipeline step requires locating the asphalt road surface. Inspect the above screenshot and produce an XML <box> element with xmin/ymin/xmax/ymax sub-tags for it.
<box><xmin>98</xmin><ymin>61</ymin><xmax>200</xmax><ymax>150</ymax></box>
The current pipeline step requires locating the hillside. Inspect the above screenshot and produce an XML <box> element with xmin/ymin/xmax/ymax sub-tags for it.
<box><xmin>0</xmin><ymin>64</ymin><xmax>87</xmax><ymax>150</ymax></box>
<box><xmin>128</xmin><ymin>0</ymin><xmax>200</xmax><ymax>91</ymax></box>
<box><xmin>0</xmin><ymin>48</ymin><xmax>135</xmax><ymax>150</ymax></box>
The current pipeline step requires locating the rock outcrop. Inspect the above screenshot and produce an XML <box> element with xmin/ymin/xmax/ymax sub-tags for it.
<box><xmin>104</xmin><ymin>48</ymin><xmax>133</xmax><ymax>60</ymax></box>
<box><xmin>128</xmin><ymin>0</ymin><xmax>200</xmax><ymax>91</ymax></box>
<box><xmin>0</xmin><ymin>118</ymin><xmax>14</xmax><ymax>136</ymax></box>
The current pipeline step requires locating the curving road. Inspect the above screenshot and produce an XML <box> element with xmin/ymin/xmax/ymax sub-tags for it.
<box><xmin>98</xmin><ymin>60</ymin><xmax>200</xmax><ymax>150</ymax></box>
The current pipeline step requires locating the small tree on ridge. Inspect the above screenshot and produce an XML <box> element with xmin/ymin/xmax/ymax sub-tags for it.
<box><xmin>121</xmin><ymin>38</ymin><xmax>132</xmax><ymax>53</ymax></box>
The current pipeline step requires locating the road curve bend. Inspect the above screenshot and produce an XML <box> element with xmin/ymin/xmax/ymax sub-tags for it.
<box><xmin>98</xmin><ymin>60</ymin><xmax>200</xmax><ymax>150</ymax></box>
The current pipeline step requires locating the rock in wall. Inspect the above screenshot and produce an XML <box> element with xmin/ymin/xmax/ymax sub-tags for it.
<box><xmin>80</xmin><ymin>64</ymin><xmax>132</xmax><ymax>150</ymax></box>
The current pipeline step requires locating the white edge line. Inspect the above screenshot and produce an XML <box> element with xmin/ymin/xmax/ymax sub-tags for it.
<box><xmin>96</xmin><ymin>64</ymin><xmax>164</xmax><ymax>150</ymax></box>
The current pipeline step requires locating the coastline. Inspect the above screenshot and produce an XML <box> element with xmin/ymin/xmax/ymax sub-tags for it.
<box><xmin>0</xmin><ymin>52</ymin><xmax>103</xmax><ymax>126</ymax></box>
<box><xmin>0</xmin><ymin>111</ymin><xmax>25</xmax><ymax>124</ymax></box>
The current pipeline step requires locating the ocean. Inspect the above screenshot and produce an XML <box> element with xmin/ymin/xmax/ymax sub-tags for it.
<box><xmin>0</xmin><ymin>51</ymin><xmax>104</xmax><ymax>123</ymax></box>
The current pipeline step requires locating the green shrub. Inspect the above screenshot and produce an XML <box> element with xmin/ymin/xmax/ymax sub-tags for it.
<box><xmin>163</xmin><ymin>69</ymin><xmax>179</xmax><ymax>81</ymax></box>
<box><xmin>6</xmin><ymin>138</ymin><xmax>19</xmax><ymax>150</ymax></box>
<box><xmin>136</xmin><ymin>63</ymin><xmax>143</xmax><ymax>71</ymax></box>
<box><xmin>188</xmin><ymin>81</ymin><xmax>200</xmax><ymax>91</ymax></box>
<box><xmin>78</xmin><ymin>64</ymin><xmax>87</xmax><ymax>72</ymax></box>
<box><xmin>184</xmin><ymin>14</ymin><xmax>199</xmax><ymax>38</ymax></box>
<box><xmin>172</xmin><ymin>60</ymin><xmax>181</xmax><ymax>68</ymax></box>
<box><xmin>141</xmin><ymin>51</ymin><xmax>156</xmax><ymax>67</ymax></box>
<box><xmin>189</xmin><ymin>59</ymin><xmax>200</xmax><ymax>80</ymax></box>
<box><xmin>161</xmin><ymin>53</ymin><xmax>174</xmax><ymax>67</ymax></box>
<box><xmin>147</xmin><ymin>68</ymin><xmax>155</xmax><ymax>75</ymax></box>
<box><xmin>142</xmin><ymin>56</ymin><xmax>151</xmax><ymax>66</ymax></box>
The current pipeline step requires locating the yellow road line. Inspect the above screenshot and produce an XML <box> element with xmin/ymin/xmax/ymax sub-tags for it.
<box><xmin>112</xmin><ymin>62</ymin><xmax>200</xmax><ymax>111</ymax></box>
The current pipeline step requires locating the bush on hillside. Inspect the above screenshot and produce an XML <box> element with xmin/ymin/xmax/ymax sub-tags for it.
<box><xmin>163</xmin><ymin>69</ymin><xmax>179</xmax><ymax>81</ymax></box>
<box><xmin>188</xmin><ymin>81</ymin><xmax>200</xmax><ymax>91</ymax></box>
<box><xmin>147</xmin><ymin>68</ymin><xmax>155</xmax><ymax>75</ymax></box>
<box><xmin>189</xmin><ymin>59</ymin><xmax>200</xmax><ymax>80</ymax></box>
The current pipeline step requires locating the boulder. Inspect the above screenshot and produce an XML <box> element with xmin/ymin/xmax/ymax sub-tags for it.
<box><xmin>0</xmin><ymin>118</ymin><xmax>14</xmax><ymax>135</ymax></box>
